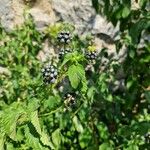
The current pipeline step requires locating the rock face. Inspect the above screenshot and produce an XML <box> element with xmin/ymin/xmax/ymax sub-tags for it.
<box><xmin>0</xmin><ymin>0</ymin><xmax>118</xmax><ymax>39</ymax></box>
<box><xmin>51</xmin><ymin>0</ymin><xmax>95</xmax><ymax>34</ymax></box>
<box><xmin>29</xmin><ymin>0</ymin><xmax>56</xmax><ymax>31</ymax></box>
<box><xmin>51</xmin><ymin>0</ymin><xmax>118</xmax><ymax>38</ymax></box>
<box><xmin>0</xmin><ymin>0</ymin><xmax>24</xmax><ymax>32</ymax></box>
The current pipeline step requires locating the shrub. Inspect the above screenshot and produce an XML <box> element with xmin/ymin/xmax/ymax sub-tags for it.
<box><xmin>0</xmin><ymin>1</ymin><xmax>150</xmax><ymax>149</ymax></box>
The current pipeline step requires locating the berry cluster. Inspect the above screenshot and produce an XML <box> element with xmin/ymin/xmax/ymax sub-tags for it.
<box><xmin>41</xmin><ymin>64</ymin><xmax>58</xmax><ymax>84</ymax></box>
<box><xmin>144</xmin><ymin>132</ymin><xmax>150</xmax><ymax>143</ymax></box>
<box><xmin>58</xmin><ymin>48</ymin><xmax>72</xmax><ymax>59</ymax></box>
<box><xmin>85</xmin><ymin>51</ymin><xmax>97</xmax><ymax>61</ymax></box>
<box><xmin>57</xmin><ymin>31</ymin><xmax>72</xmax><ymax>44</ymax></box>
<box><xmin>64</xmin><ymin>93</ymin><xmax>76</xmax><ymax>108</ymax></box>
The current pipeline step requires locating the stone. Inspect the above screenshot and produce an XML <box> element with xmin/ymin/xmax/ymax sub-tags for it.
<box><xmin>29</xmin><ymin>8</ymin><xmax>55</xmax><ymax>31</ymax></box>
<box><xmin>92</xmin><ymin>15</ymin><xmax>119</xmax><ymax>39</ymax></box>
<box><xmin>51</xmin><ymin>0</ymin><xmax>119</xmax><ymax>38</ymax></box>
<box><xmin>29</xmin><ymin>0</ymin><xmax>56</xmax><ymax>31</ymax></box>
<box><xmin>51</xmin><ymin>0</ymin><xmax>95</xmax><ymax>34</ymax></box>
<box><xmin>37</xmin><ymin>39</ymin><xmax>56</xmax><ymax>62</ymax></box>
<box><xmin>0</xmin><ymin>0</ymin><xmax>24</xmax><ymax>31</ymax></box>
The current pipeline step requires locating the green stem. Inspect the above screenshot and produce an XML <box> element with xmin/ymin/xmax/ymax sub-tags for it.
<box><xmin>71</xmin><ymin>102</ymin><xmax>84</xmax><ymax>118</ymax></box>
<box><xmin>39</xmin><ymin>105</ymin><xmax>63</xmax><ymax>117</ymax></box>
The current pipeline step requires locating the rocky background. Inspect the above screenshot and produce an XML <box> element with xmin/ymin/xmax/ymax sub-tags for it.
<box><xmin>0</xmin><ymin>0</ymin><xmax>119</xmax><ymax>35</ymax></box>
<box><xmin>0</xmin><ymin>0</ymin><xmax>118</xmax><ymax>47</ymax></box>
<box><xmin>0</xmin><ymin>0</ymin><xmax>148</xmax><ymax>49</ymax></box>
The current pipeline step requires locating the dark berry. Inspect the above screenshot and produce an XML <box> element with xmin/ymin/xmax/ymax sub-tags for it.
<box><xmin>85</xmin><ymin>50</ymin><xmax>97</xmax><ymax>61</ymax></box>
<box><xmin>64</xmin><ymin>93</ymin><xmax>76</xmax><ymax>108</ymax></box>
<box><xmin>58</xmin><ymin>48</ymin><xmax>72</xmax><ymax>59</ymax></box>
<box><xmin>144</xmin><ymin>132</ymin><xmax>150</xmax><ymax>143</ymax></box>
<box><xmin>57</xmin><ymin>31</ymin><xmax>72</xmax><ymax>44</ymax></box>
<box><xmin>41</xmin><ymin>63</ymin><xmax>58</xmax><ymax>84</ymax></box>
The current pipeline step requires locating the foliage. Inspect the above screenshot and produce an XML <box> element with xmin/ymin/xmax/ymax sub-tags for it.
<box><xmin>0</xmin><ymin>1</ymin><xmax>150</xmax><ymax>149</ymax></box>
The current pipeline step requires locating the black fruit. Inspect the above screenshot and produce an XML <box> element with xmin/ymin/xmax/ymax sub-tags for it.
<box><xmin>58</xmin><ymin>48</ymin><xmax>72</xmax><ymax>59</ymax></box>
<box><xmin>144</xmin><ymin>132</ymin><xmax>150</xmax><ymax>143</ymax></box>
<box><xmin>57</xmin><ymin>31</ymin><xmax>72</xmax><ymax>44</ymax></box>
<box><xmin>41</xmin><ymin>63</ymin><xmax>58</xmax><ymax>84</ymax></box>
<box><xmin>64</xmin><ymin>93</ymin><xmax>76</xmax><ymax>108</ymax></box>
<box><xmin>85</xmin><ymin>51</ymin><xmax>97</xmax><ymax>61</ymax></box>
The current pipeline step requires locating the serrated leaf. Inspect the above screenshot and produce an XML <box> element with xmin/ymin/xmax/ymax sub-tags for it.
<box><xmin>68</xmin><ymin>64</ymin><xmax>87</xmax><ymax>92</ymax></box>
<box><xmin>52</xmin><ymin>129</ymin><xmax>61</xmax><ymax>148</ymax></box>
<box><xmin>60</xmin><ymin>53</ymin><xmax>73</xmax><ymax>68</ymax></box>
<box><xmin>0</xmin><ymin>135</ymin><xmax>4</xmax><ymax>150</ymax></box>
<box><xmin>0</xmin><ymin>103</ymin><xmax>25</xmax><ymax>141</ymax></box>
<box><xmin>40</xmin><ymin>131</ymin><xmax>55</xmax><ymax>149</ymax></box>
<box><xmin>27</xmin><ymin>98</ymin><xmax>39</xmax><ymax>112</ymax></box>
<box><xmin>73</xmin><ymin>116</ymin><xmax>83</xmax><ymax>133</ymax></box>
<box><xmin>30</xmin><ymin>111</ymin><xmax>41</xmax><ymax>135</ymax></box>
<box><xmin>87</xmin><ymin>86</ymin><xmax>96</xmax><ymax>100</ymax></box>
<box><xmin>25</xmin><ymin>125</ymin><xmax>44</xmax><ymax>150</ymax></box>
<box><xmin>68</xmin><ymin>64</ymin><xmax>80</xmax><ymax>89</ymax></box>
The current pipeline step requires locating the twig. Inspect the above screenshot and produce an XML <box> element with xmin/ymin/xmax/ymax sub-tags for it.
<box><xmin>39</xmin><ymin>105</ymin><xmax>63</xmax><ymax>117</ymax></box>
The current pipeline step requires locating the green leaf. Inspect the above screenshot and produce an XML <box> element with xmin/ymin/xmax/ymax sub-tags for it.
<box><xmin>126</xmin><ymin>80</ymin><xmax>134</xmax><ymax>90</ymax></box>
<box><xmin>60</xmin><ymin>53</ymin><xmax>73</xmax><ymax>68</ymax></box>
<box><xmin>30</xmin><ymin>111</ymin><xmax>42</xmax><ymax>135</ymax></box>
<box><xmin>27</xmin><ymin>98</ymin><xmax>39</xmax><ymax>112</ymax></box>
<box><xmin>139</xmin><ymin>0</ymin><xmax>147</xmax><ymax>8</ymax></box>
<box><xmin>132</xmin><ymin>121</ymin><xmax>150</xmax><ymax>135</ymax></box>
<box><xmin>129</xmin><ymin>49</ymin><xmax>135</xmax><ymax>58</ymax></box>
<box><xmin>43</xmin><ymin>96</ymin><xmax>61</xmax><ymax>110</ymax></box>
<box><xmin>68</xmin><ymin>64</ymin><xmax>80</xmax><ymax>89</ymax></box>
<box><xmin>87</xmin><ymin>86</ymin><xmax>96</xmax><ymax>100</ymax></box>
<box><xmin>25</xmin><ymin>125</ymin><xmax>44</xmax><ymax>150</ymax></box>
<box><xmin>40</xmin><ymin>131</ymin><xmax>55</xmax><ymax>149</ymax></box>
<box><xmin>0</xmin><ymin>135</ymin><xmax>4</xmax><ymax>150</ymax></box>
<box><xmin>118</xmin><ymin>125</ymin><xmax>132</xmax><ymax>137</ymax></box>
<box><xmin>73</xmin><ymin>115</ymin><xmax>83</xmax><ymax>133</ymax></box>
<box><xmin>130</xmin><ymin>19</ymin><xmax>150</xmax><ymax>44</ymax></box>
<box><xmin>52</xmin><ymin>129</ymin><xmax>61</xmax><ymax>148</ymax></box>
<box><xmin>99</xmin><ymin>142</ymin><xmax>113</xmax><ymax>150</ymax></box>
<box><xmin>122</xmin><ymin>6</ymin><xmax>130</xmax><ymax>18</ymax></box>
<box><xmin>140</xmin><ymin>55</ymin><xmax>150</xmax><ymax>63</ymax></box>
<box><xmin>96</xmin><ymin>122</ymin><xmax>109</xmax><ymax>140</ymax></box>
<box><xmin>0</xmin><ymin>103</ymin><xmax>25</xmax><ymax>141</ymax></box>
<box><xmin>6</xmin><ymin>143</ymin><xmax>16</xmax><ymax>150</ymax></box>
<box><xmin>68</xmin><ymin>64</ymin><xmax>87</xmax><ymax>91</ymax></box>
<box><xmin>106</xmin><ymin>94</ymin><xmax>113</xmax><ymax>102</ymax></box>
<box><xmin>125</xmin><ymin>144</ymin><xmax>139</xmax><ymax>150</ymax></box>
<box><xmin>79</xmin><ymin>128</ymin><xmax>92</xmax><ymax>149</ymax></box>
